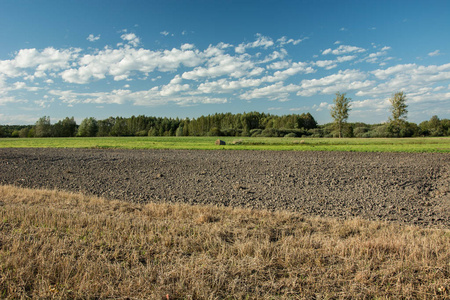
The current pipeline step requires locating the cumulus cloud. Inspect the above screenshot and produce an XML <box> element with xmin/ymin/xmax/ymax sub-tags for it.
<box><xmin>240</xmin><ymin>82</ymin><xmax>300</xmax><ymax>100</ymax></box>
<box><xmin>277</xmin><ymin>36</ymin><xmax>306</xmax><ymax>46</ymax></box>
<box><xmin>61</xmin><ymin>45</ymin><xmax>204</xmax><ymax>84</ymax></box>
<box><xmin>358</xmin><ymin>63</ymin><xmax>450</xmax><ymax>97</ymax></box>
<box><xmin>0</xmin><ymin>95</ymin><xmax>26</xmax><ymax>105</ymax></box>
<box><xmin>235</xmin><ymin>33</ymin><xmax>274</xmax><ymax>54</ymax></box>
<box><xmin>182</xmin><ymin>46</ymin><xmax>256</xmax><ymax>80</ymax></box>
<box><xmin>3</xmin><ymin>31</ymin><xmax>450</xmax><ymax>118</ymax></box>
<box><xmin>87</xmin><ymin>34</ymin><xmax>100</xmax><ymax>42</ymax></box>
<box><xmin>120</xmin><ymin>33</ymin><xmax>140</xmax><ymax>47</ymax></box>
<box><xmin>0</xmin><ymin>47</ymin><xmax>81</xmax><ymax>92</ymax></box>
<box><xmin>297</xmin><ymin>69</ymin><xmax>374</xmax><ymax>96</ymax></box>
<box><xmin>312</xmin><ymin>102</ymin><xmax>332</xmax><ymax>111</ymax></box>
<box><xmin>322</xmin><ymin>45</ymin><xmax>366</xmax><ymax>55</ymax></box>
<box><xmin>313</xmin><ymin>55</ymin><xmax>356</xmax><ymax>70</ymax></box>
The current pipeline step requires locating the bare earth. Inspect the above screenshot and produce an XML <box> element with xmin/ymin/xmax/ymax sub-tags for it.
<box><xmin>1</xmin><ymin>148</ymin><xmax>449</xmax><ymax>227</ymax></box>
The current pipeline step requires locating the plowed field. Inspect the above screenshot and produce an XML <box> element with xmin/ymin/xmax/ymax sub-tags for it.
<box><xmin>1</xmin><ymin>148</ymin><xmax>449</xmax><ymax>227</ymax></box>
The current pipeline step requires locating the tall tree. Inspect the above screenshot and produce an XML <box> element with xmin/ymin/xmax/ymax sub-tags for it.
<box><xmin>77</xmin><ymin>117</ymin><xmax>98</xmax><ymax>137</ymax></box>
<box><xmin>35</xmin><ymin>116</ymin><xmax>52</xmax><ymax>137</ymax></box>
<box><xmin>389</xmin><ymin>91</ymin><xmax>408</xmax><ymax>123</ymax></box>
<box><xmin>388</xmin><ymin>92</ymin><xmax>408</xmax><ymax>136</ymax></box>
<box><xmin>330</xmin><ymin>92</ymin><xmax>351</xmax><ymax>138</ymax></box>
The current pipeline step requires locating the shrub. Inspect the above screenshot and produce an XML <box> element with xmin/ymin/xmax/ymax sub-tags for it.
<box><xmin>284</xmin><ymin>132</ymin><xmax>297</xmax><ymax>138</ymax></box>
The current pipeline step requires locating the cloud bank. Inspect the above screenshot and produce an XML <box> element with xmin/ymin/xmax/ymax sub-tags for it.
<box><xmin>1</xmin><ymin>32</ymin><xmax>449</xmax><ymax>123</ymax></box>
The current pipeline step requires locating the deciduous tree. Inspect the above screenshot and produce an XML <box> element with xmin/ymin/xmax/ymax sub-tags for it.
<box><xmin>388</xmin><ymin>92</ymin><xmax>408</xmax><ymax>136</ymax></box>
<box><xmin>35</xmin><ymin>116</ymin><xmax>52</xmax><ymax>137</ymax></box>
<box><xmin>330</xmin><ymin>92</ymin><xmax>351</xmax><ymax>138</ymax></box>
<box><xmin>77</xmin><ymin>117</ymin><xmax>98</xmax><ymax>137</ymax></box>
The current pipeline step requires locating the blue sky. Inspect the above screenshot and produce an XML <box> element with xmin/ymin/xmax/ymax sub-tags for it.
<box><xmin>1</xmin><ymin>0</ymin><xmax>449</xmax><ymax>125</ymax></box>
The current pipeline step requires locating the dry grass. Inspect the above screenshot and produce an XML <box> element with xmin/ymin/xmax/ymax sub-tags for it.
<box><xmin>0</xmin><ymin>185</ymin><xmax>449</xmax><ymax>299</ymax></box>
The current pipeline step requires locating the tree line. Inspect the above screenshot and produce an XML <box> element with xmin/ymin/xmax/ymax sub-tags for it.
<box><xmin>1</xmin><ymin>92</ymin><xmax>449</xmax><ymax>138</ymax></box>
<box><xmin>0</xmin><ymin>112</ymin><xmax>319</xmax><ymax>138</ymax></box>
<box><xmin>329</xmin><ymin>91</ymin><xmax>450</xmax><ymax>137</ymax></box>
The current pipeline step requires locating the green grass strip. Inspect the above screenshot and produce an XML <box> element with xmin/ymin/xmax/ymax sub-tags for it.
<box><xmin>0</xmin><ymin>136</ymin><xmax>449</xmax><ymax>153</ymax></box>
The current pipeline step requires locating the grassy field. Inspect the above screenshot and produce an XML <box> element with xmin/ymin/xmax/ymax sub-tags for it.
<box><xmin>1</xmin><ymin>136</ymin><xmax>450</xmax><ymax>152</ymax></box>
<box><xmin>1</xmin><ymin>185</ymin><xmax>449</xmax><ymax>299</ymax></box>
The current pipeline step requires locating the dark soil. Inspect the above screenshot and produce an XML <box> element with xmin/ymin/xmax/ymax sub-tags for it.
<box><xmin>1</xmin><ymin>148</ymin><xmax>449</xmax><ymax>227</ymax></box>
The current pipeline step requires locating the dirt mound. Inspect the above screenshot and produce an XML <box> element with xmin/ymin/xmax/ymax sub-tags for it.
<box><xmin>1</xmin><ymin>148</ymin><xmax>449</xmax><ymax>227</ymax></box>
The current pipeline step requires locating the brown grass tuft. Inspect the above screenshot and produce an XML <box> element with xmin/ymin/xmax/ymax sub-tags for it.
<box><xmin>0</xmin><ymin>185</ymin><xmax>449</xmax><ymax>299</ymax></box>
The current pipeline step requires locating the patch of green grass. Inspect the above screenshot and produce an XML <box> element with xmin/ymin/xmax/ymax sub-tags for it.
<box><xmin>0</xmin><ymin>136</ymin><xmax>449</xmax><ymax>152</ymax></box>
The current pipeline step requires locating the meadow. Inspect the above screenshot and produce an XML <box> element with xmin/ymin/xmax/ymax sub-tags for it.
<box><xmin>0</xmin><ymin>136</ymin><xmax>450</xmax><ymax>152</ymax></box>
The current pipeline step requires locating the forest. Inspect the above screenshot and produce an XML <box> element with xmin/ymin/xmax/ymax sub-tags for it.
<box><xmin>0</xmin><ymin>112</ymin><xmax>449</xmax><ymax>138</ymax></box>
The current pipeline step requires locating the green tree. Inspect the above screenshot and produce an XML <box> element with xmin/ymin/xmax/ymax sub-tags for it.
<box><xmin>388</xmin><ymin>92</ymin><xmax>408</xmax><ymax>136</ymax></box>
<box><xmin>389</xmin><ymin>92</ymin><xmax>408</xmax><ymax>123</ymax></box>
<box><xmin>330</xmin><ymin>92</ymin><xmax>351</xmax><ymax>138</ymax></box>
<box><xmin>77</xmin><ymin>117</ymin><xmax>98</xmax><ymax>137</ymax></box>
<box><xmin>98</xmin><ymin>117</ymin><xmax>116</xmax><ymax>136</ymax></box>
<box><xmin>61</xmin><ymin>117</ymin><xmax>77</xmax><ymax>137</ymax></box>
<box><xmin>175</xmin><ymin>126</ymin><xmax>184</xmax><ymax>137</ymax></box>
<box><xmin>35</xmin><ymin>116</ymin><xmax>52</xmax><ymax>137</ymax></box>
<box><xmin>18</xmin><ymin>127</ymin><xmax>30</xmax><ymax>138</ymax></box>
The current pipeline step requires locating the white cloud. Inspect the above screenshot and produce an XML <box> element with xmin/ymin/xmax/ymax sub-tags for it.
<box><xmin>0</xmin><ymin>113</ymin><xmax>35</xmax><ymax>124</ymax></box>
<box><xmin>297</xmin><ymin>69</ymin><xmax>374</xmax><ymax>96</ymax></box>
<box><xmin>322</xmin><ymin>45</ymin><xmax>366</xmax><ymax>55</ymax></box>
<box><xmin>267</xmin><ymin>60</ymin><xmax>290</xmax><ymax>70</ymax></box>
<box><xmin>260</xmin><ymin>49</ymin><xmax>288</xmax><ymax>63</ymax></box>
<box><xmin>312</xmin><ymin>102</ymin><xmax>332</xmax><ymax>111</ymax></box>
<box><xmin>198</xmin><ymin>78</ymin><xmax>262</xmax><ymax>94</ymax></box>
<box><xmin>240</xmin><ymin>82</ymin><xmax>300</xmax><ymax>100</ymax></box>
<box><xmin>181</xmin><ymin>43</ymin><xmax>195</xmax><ymax>51</ymax></box>
<box><xmin>314</xmin><ymin>60</ymin><xmax>337</xmax><ymax>69</ymax></box>
<box><xmin>428</xmin><ymin>50</ymin><xmax>441</xmax><ymax>57</ymax></box>
<box><xmin>277</xmin><ymin>36</ymin><xmax>306</xmax><ymax>46</ymax></box>
<box><xmin>87</xmin><ymin>34</ymin><xmax>100</xmax><ymax>42</ymax></box>
<box><xmin>120</xmin><ymin>33</ymin><xmax>140</xmax><ymax>47</ymax></box>
<box><xmin>3</xmin><ymin>31</ymin><xmax>450</xmax><ymax>121</ymax></box>
<box><xmin>160</xmin><ymin>31</ymin><xmax>170</xmax><ymax>36</ymax></box>
<box><xmin>357</xmin><ymin>63</ymin><xmax>450</xmax><ymax>98</ymax></box>
<box><xmin>361</xmin><ymin>47</ymin><xmax>391</xmax><ymax>64</ymax></box>
<box><xmin>313</xmin><ymin>55</ymin><xmax>355</xmax><ymax>70</ymax></box>
<box><xmin>352</xmin><ymin>98</ymin><xmax>390</xmax><ymax>110</ymax></box>
<box><xmin>235</xmin><ymin>33</ymin><xmax>274</xmax><ymax>54</ymax></box>
<box><xmin>0</xmin><ymin>47</ymin><xmax>80</xmax><ymax>80</ymax></box>
<box><xmin>0</xmin><ymin>95</ymin><xmax>27</xmax><ymax>105</ymax></box>
<box><xmin>61</xmin><ymin>45</ymin><xmax>204</xmax><ymax>84</ymax></box>
<box><xmin>182</xmin><ymin>46</ymin><xmax>255</xmax><ymax>80</ymax></box>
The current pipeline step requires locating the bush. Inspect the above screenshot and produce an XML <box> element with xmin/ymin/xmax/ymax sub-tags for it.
<box><xmin>284</xmin><ymin>132</ymin><xmax>297</xmax><ymax>138</ymax></box>
<box><xmin>250</xmin><ymin>129</ymin><xmax>262</xmax><ymax>137</ymax></box>
<box><xmin>135</xmin><ymin>130</ymin><xmax>148</xmax><ymax>136</ymax></box>
<box><xmin>11</xmin><ymin>130</ymin><xmax>19</xmax><ymax>137</ymax></box>
<box><xmin>261</xmin><ymin>128</ymin><xmax>280</xmax><ymax>137</ymax></box>
<box><xmin>18</xmin><ymin>128</ymin><xmax>29</xmax><ymax>138</ymax></box>
<box><xmin>354</xmin><ymin>127</ymin><xmax>369</xmax><ymax>137</ymax></box>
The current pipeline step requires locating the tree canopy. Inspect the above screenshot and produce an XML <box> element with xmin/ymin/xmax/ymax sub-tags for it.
<box><xmin>330</xmin><ymin>92</ymin><xmax>351</xmax><ymax>138</ymax></box>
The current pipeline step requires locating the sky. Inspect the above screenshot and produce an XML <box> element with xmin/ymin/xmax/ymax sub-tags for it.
<box><xmin>1</xmin><ymin>0</ymin><xmax>449</xmax><ymax>125</ymax></box>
